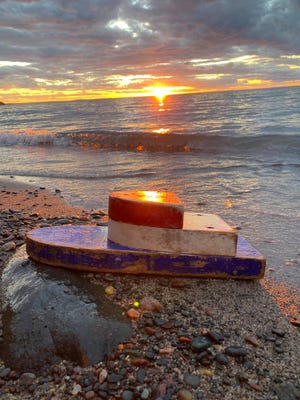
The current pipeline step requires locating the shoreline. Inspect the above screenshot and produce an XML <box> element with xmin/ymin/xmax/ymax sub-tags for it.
<box><xmin>0</xmin><ymin>179</ymin><xmax>299</xmax><ymax>399</ymax></box>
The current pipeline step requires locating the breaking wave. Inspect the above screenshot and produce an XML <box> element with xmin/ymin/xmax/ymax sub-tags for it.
<box><xmin>0</xmin><ymin>129</ymin><xmax>299</xmax><ymax>155</ymax></box>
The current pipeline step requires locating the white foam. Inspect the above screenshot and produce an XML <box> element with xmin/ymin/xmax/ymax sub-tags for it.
<box><xmin>0</xmin><ymin>129</ymin><xmax>69</xmax><ymax>146</ymax></box>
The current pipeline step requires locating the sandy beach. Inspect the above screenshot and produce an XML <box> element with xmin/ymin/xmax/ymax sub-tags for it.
<box><xmin>0</xmin><ymin>177</ymin><xmax>299</xmax><ymax>400</ymax></box>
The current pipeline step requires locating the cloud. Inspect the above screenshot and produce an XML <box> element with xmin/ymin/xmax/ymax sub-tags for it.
<box><xmin>0</xmin><ymin>0</ymin><xmax>299</xmax><ymax>102</ymax></box>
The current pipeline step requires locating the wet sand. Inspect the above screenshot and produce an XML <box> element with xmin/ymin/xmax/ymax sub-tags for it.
<box><xmin>0</xmin><ymin>177</ymin><xmax>299</xmax><ymax>399</ymax></box>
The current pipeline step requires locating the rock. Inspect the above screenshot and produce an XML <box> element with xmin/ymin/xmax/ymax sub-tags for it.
<box><xmin>98</xmin><ymin>369</ymin><xmax>108</xmax><ymax>383</ymax></box>
<box><xmin>127</xmin><ymin>308</ymin><xmax>140</xmax><ymax>319</ymax></box>
<box><xmin>215</xmin><ymin>353</ymin><xmax>229</xmax><ymax>365</ymax></box>
<box><xmin>159</xmin><ymin>347</ymin><xmax>174</xmax><ymax>355</ymax></box>
<box><xmin>105</xmin><ymin>286</ymin><xmax>116</xmax><ymax>296</ymax></box>
<box><xmin>19</xmin><ymin>372</ymin><xmax>36</xmax><ymax>386</ymax></box>
<box><xmin>54</xmin><ymin>218</ymin><xmax>70</xmax><ymax>225</ymax></box>
<box><xmin>206</xmin><ymin>330</ymin><xmax>224</xmax><ymax>344</ymax></box>
<box><xmin>177</xmin><ymin>388</ymin><xmax>193</xmax><ymax>400</ymax></box>
<box><xmin>190</xmin><ymin>336</ymin><xmax>212</xmax><ymax>353</ymax></box>
<box><xmin>272</xmin><ymin>328</ymin><xmax>286</xmax><ymax>337</ymax></box>
<box><xmin>122</xmin><ymin>390</ymin><xmax>134</xmax><ymax>400</ymax></box>
<box><xmin>0</xmin><ymin>367</ymin><xmax>11</xmax><ymax>378</ymax></box>
<box><xmin>71</xmin><ymin>383</ymin><xmax>82</xmax><ymax>395</ymax></box>
<box><xmin>237</xmin><ymin>372</ymin><xmax>248</xmax><ymax>383</ymax></box>
<box><xmin>85</xmin><ymin>391</ymin><xmax>96</xmax><ymax>399</ymax></box>
<box><xmin>107</xmin><ymin>373</ymin><xmax>122</xmax><ymax>383</ymax></box>
<box><xmin>141</xmin><ymin>388</ymin><xmax>150</xmax><ymax>399</ymax></box>
<box><xmin>184</xmin><ymin>373</ymin><xmax>200</xmax><ymax>388</ymax></box>
<box><xmin>1</xmin><ymin>241</ymin><xmax>16</xmax><ymax>251</ymax></box>
<box><xmin>245</xmin><ymin>335</ymin><xmax>259</xmax><ymax>347</ymax></box>
<box><xmin>136</xmin><ymin>368</ymin><xmax>146</xmax><ymax>384</ymax></box>
<box><xmin>200</xmin><ymin>368</ymin><xmax>212</xmax><ymax>377</ymax></box>
<box><xmin>139</xmin><ymin>296</ymin><xmax>161</xmax><ymax>312</ymax></box>
<box><xmin>225</xmin><ymin>346</ymin><xmax>247</xmax><ymax>358</ymax></box>
<box><xmin>0</xmin><ymin>246</ymin><xmax>132</xmax><ymax>371</ymax></box>
<box><xmin>273</xmin><ymin>381</ymin><xmax>298</xmax><ymax>400</ymax></box>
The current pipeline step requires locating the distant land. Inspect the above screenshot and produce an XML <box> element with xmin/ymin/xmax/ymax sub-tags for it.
<box><xmin>0</xmin><ymin>101</ymin><xmax>5</xmax><ymax>105</ymax></box>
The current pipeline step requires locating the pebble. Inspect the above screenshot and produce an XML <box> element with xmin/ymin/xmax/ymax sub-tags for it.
<box><xmin>190</xmin><ymin>336</ymin><xmax>212</xmax><ymax>353</ymax></box>
<box><xmin>105</xmin><ymin>286</ymin><xmax>116</xmax><ymax>296</ymax></box>
<box><xmin>71</xmin><ymin>383</ymin><xmax>82</xmax><ymax>395</ymax></box>
<box><xmin>206</xmin><ymin>330</ymin><xmax>224</xmax><ymax>344</ymax></box>
<box><xmin>245</xmin><ymin>335</ymin><xmax>259</xmax><ymax>347</ymax></box>
<box><xmin>127</xmin><ymin>308</ymin><xmax>140</xmax><ymax>319</ymax></box>
<box><xmin>0</xmin><ymin>190</ymin><xmax>299</xmax><ymax>400</ymax></box>
<box><xmin>122</xmin><ymin>390</ymin><xmax>134</xmax><ymax>400</ymax></box>
<box><xmin>184</xmin><ymin>373</ymin><xmax>200</xmax><ymax>388</ymax></box>
<box><xmin>224</xmin><ymin>346</ymin><xmax>247</xmax><ymax>357</ymax></box>
<box><xmin>19</xmin><ymin>372</ymin><xmax>36</xmax><ymax>386</ymax></box>
<box><xmin>139</xmin><ymin>296</ymin><xmax>161</xmax><ymax>312</ymax></box>
<box><xmin>177</xmin><ymin>388</ymin><xmax>193</xmax><ymax>400</ymax></box>
<box><xmin>98</xmin><ymin>369</ymin><xmax>108</xmax><ymax>383</ymax></box>
<box><xmin>0</xmin><ymin>241</ymin><xmax>16</xmax><ymax>251</ymax></box>
<box><xmin>85</xmin><ymin>390</ymin><xmax>95</xmax><ymax>399</ymax></box>
<box><xmin>107</xmin><ymin>373</ymin><xmax>122</xmax><ymax>383</ymax></box>
<box><xmin>0</xmin><ymin>367</ymin><xmax>11</xmax><ymax>378</ymax></box>
<box><xmin>272</xmin><ymin>328</ymin><xmax>286</xmax><ymax>337</ymax></box>
<box><xmin>141</xmin><ymin>388</ymin><xmax>150</xmax><ymax>399</ymax></box>
<box><xmin>273</xmin><ymin>381</ymin><xmax>298</xmax><ymax>400</ymax></box>
<box><xmin>215</xmin><ymin>353</ymin><xmax>229</xmax><ymax>365</ymax></box>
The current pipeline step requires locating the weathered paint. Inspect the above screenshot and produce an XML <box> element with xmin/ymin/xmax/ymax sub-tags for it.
<box><xmin>26</xmin><ymin>225</ymin><xmax>265</xmax><ymax>279</ymax></box>
<box><xmin>108</xmin><ymin>190</ymin><xmax>184</xmax><ymax>229</ymax></box>
<box><xmin>108</xmin><ymin>212</ymin><xmax>237</xmax><ymax>256</ymax></box>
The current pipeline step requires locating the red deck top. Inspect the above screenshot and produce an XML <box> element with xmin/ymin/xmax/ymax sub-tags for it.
<box><xmin>108</xmin><ymin>190</ymin><xmax>184</xmax><ymax>229</ymax></box>
<box><xmin>110</xmin><ymin>190</ymin><xmax>183</xmax><ymax>205</ymax></box>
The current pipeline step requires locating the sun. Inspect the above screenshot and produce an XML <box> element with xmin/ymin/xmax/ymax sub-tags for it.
<box><xmin>146</xmin><ymin>85</ymin><xmax>173</xmax><ymax>102</ymax></box>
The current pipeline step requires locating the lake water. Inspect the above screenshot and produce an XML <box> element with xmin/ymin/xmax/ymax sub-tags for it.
<box><xmin>0</xmin><ymin>86</ymin><xmax>299</xmax><ymax>310</ymax></box>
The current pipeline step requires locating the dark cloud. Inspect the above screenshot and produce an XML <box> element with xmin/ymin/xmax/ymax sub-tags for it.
<box><xmin>0</xmin><ymin>0</ymin><xmax>299</xmax><ymax>102</ymax></box>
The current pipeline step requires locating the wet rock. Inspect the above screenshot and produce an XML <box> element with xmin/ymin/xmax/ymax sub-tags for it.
<box><xmin>0</xmin><ymin>246</ymin><xmax>132</xmax><ymax>372</ymax></box>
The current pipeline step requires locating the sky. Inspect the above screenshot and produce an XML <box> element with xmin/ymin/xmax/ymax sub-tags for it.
<box><xmin>0</xmin><ymin>0</ymin><xmax>300</xmax><ymax>103</ymax></box>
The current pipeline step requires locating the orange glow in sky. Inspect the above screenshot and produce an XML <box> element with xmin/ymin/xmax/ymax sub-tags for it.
<box><xmin>0</xmin><ymin>0</ymin><xmax>300</xmax><ymax>104</ymax></box>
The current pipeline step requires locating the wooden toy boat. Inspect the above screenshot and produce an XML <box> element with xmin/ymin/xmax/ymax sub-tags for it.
<box><xmin>26</xmin><ymin>191</ymin><xmax>266</xmax><ymax>279</ymax></box>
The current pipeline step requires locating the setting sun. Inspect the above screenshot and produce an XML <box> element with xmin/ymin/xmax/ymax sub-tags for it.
<box><xmin>146</xmin><ymin>85</ymin><xmax>173</xmax><ymax>102</ymax></box>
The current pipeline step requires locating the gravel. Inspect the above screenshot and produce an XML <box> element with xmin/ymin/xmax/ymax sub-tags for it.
<box><xmin>0</xmin><ymin>181</ymin><xmax>299</xmax><ymax>400</ymax></box>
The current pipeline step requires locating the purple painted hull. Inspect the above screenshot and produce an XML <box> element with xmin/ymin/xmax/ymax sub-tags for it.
<box><xmin>26</xmin><ymin>226</ymin><xmax>265</xmax><ymax>279</ymax></box>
